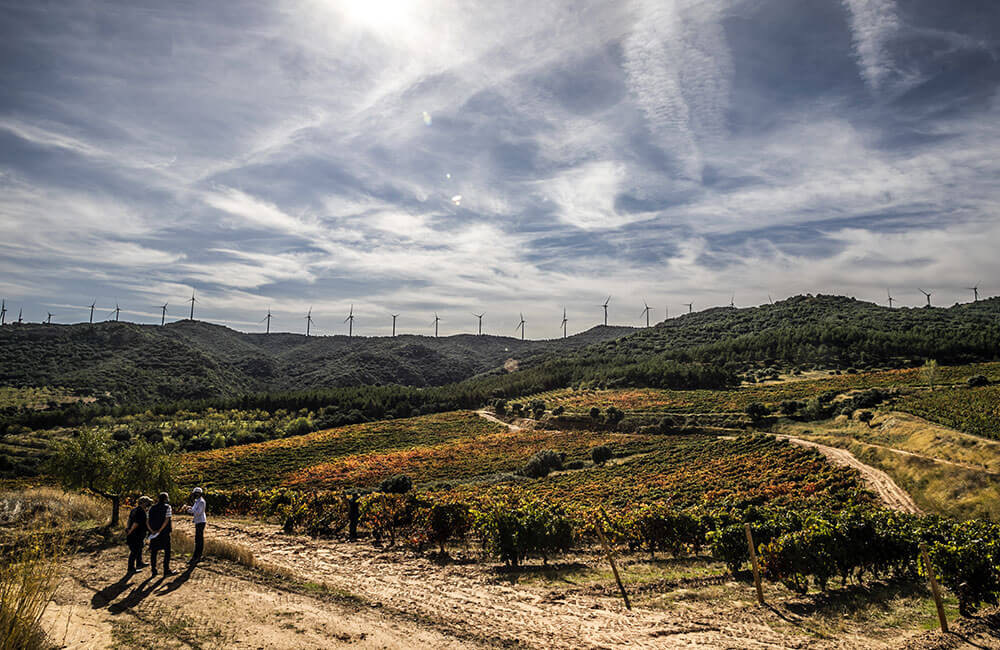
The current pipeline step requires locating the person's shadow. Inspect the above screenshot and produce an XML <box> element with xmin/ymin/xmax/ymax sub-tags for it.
<box><xmin>107</xmin><ymin>576</ymin><xmax>162</xmax><ymax>614</ymax></box>
<box><xmin>90</xmin><ymin>573</ymin><xmax>134</xmax><ymax>609</ymax></box>
<box><xmin>156</xmin><ymin>564</ymin><xmax>195</xmax><ymax>597</ymax></box>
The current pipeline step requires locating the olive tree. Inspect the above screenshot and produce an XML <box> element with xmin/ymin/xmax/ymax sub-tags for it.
<box><xmin>48</xmin><ymin>429</ymin><xmax>176</xmax><ymax>527</ymax></box>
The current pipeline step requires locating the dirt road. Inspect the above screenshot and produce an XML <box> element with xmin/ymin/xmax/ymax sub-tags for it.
<box><xmin>773</xmin><ymin>435</ymin><xmax>920</xmax><ymax>514</ymax></box>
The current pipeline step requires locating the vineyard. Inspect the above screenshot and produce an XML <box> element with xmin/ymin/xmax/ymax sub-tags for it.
<box><xmin>897</xmin><ymin>385</ymin><xmax>1000</xmax><ymax>440</ymax></box>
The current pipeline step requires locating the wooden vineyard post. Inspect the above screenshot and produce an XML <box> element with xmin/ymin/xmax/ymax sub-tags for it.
<box><xmin>920</xmin><ymin>543</ymin><xmax>949</xmax><ymax>633</ymax></box>
<box><xmin>594</xmin><ymin>510</ymin><xmax>631</xmax><ymax>610</ymax></box>
<box><xmin>744</xmin><ymin>523</ymin><xmax>765</xmax><ymax>605</ymax></box>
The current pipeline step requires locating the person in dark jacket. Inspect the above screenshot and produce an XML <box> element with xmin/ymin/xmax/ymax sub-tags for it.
<box><xmin>147</xmin><ymin>492</ymin><xmax>175</xmax><ymax>577</ymax></box>
<box><xmin>125</xmin><ymin>496</ymin><xmax>153</xmax><ymax>573</ymax></box>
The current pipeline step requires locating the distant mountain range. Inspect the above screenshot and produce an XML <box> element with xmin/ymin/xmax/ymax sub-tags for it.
<box><xmin>0</xmin><ymin>319</ymin><xmax>635</xmax><ymax>403</ymax></box>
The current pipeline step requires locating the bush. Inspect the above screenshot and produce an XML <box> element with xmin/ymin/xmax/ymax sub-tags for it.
<box><xmin>284</xmin><ymin>417</ymin><xmax>314</xmax><ymax>437</ymax></box>
<box><xmin>856</xmin><ymin>411</ymin><xmax>874</xmax><ymax>427</ymax></box>
<box><xmin>360</xmin><ymin>493</ymin><xmax>413</xmax><ymax>546</ymax></box>
<box><xmin>746</xmin><ymin>402</ymin><xmax>770</xmax><ymax>422</ymax></box>
<box><xmin>927</xmin><ymin>520</ymin><xmax>1000</xmax><ymax>616</ymax></box>
<box><xmin>493</xmin><ymin>399</ymin><xmax>507</xmax><ymax>416</ymax></box>
<box><xmin>605</xmin><ymin>407</ymin><xmax>625</xmax><ymax>426</ymax></box>
<box><xmin>589</xmin><ymin>407</ymin><xmax>601</xmax><ymax>419</ymax></box>
<box><xmin>521</xmin><ymin>450</ymin><xmax>563</xmax><ymax>478</ymax></box>
<box><xmin>590</xmin><ymin>445</ymin><xmax>613</xmax><ymax>465</ymax></box>
<box><xmin>475</xmin><ymin>500</ymin><xmax>574</xmax><ymax>566</ymax></box>
<box><xmin>419</xmin><ymin>501</ymin><xmax>470</xmax><ymax>554</ymax></box>
<box><xmin>779</xmin><ymin>400</ymin><xmax>802</xmax><ymax>416</ymax></box>
<box><xmin>379</xmin><ymin>474</ymin><xmax>413</xmax><ymax>494</ymax></box>
<box><xmin>968</xmin><ymin>375</ymin><xmax>989</xmax><ymax>388</ymax></box>
<box><xmin>551</xmin><ymin>405</ymin><xmax>565</xmax><ymax>416</ymax></box>
<box><xmin>528</xmin><ymin>399</ymin><xmax>546</xmax><ymax>419</ymax></box>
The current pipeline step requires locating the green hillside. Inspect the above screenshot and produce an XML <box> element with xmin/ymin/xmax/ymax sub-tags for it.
<box><xmin>0</xmin><ymin>319</ymin><xmax>635</xmax><ymax>403</ymax></box>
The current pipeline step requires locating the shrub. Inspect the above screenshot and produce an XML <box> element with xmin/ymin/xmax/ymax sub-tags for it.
<box><xmin>284</xmin><ymin>417</ymin><xmax>314</xmax><ymax>437</ymax></box>
<box><xmin>746</xmin><ymin>402</ymin><xmax>770</xmax><ymax>422</ymax></box>
<box><xmin>779</xmin><ymin>400</ymin><xmax>802</xmax><ymax>416</ymax></box>
<box><xmin>493</xmin><ymin>399</ymin><xmax>507</xmax><ymax>416</ymax></box>
<box><xmin>419</xmin><ymin>501</ymin><xmax>470</xmax><ymax>554</ymax></box>
<box><xmin>0</xmin><ymin>535</ymin><xmax>63</xmax><ymax>650</ymax></box>
<box><xmin>551</xmin><ymin>405</ymin><xmax>565</xmax><ymax>416</ymax></box>
<box><xmin>528</xmin><ymin>399</ymin><xmax>546</xmax><ymax>419</ymax></box>
<box><xmin>927</xmin><ymin>520</ymin><xmax>1000</xmax><ymax>616</ymax></box>
<box><xmin>475</xmin><ymin>500</ymin><xmax>574</xmax><ymax>566</ymax></box>
<box><xmin>379</xmin><ymin>474</ymin><xmax>413</xmax><ymax>494</ymax></box>
<box><xmin>590</xmin><ymin>445</ymin><xmax>613</xmax><ymax>465</ymax></box>
<box><xmin>968</xmin><ymin>375</ymin><xmax>989</xmax><ymax>388</ymax></box>
<box><xmin>605</xmin><ymin>407</ymin><xmax>625</xmax><ymax>426</ymax></box>
<box><xmin>521</xmin><ymin>450</ymin><xmax>563</xmax><ymax>478</ymax></box>
<box><xmin>856</xmin><ymin>411</ymin><xmax>874</xmax><ymax>427</ymax></box>
<box><xmin>589</xmin><ymin>407</ymin><xmax>601</xmax><ymax>419</ymax></box>
<box><xmin>360</xmin><ymin>493</ymin><xmax>413</xmax><ymax>546</ymax></box>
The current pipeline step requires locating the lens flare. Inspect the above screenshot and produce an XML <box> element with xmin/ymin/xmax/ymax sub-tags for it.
<box><xmin>450</xmin><ymin>194</ymin><xmax>462</xmax><ymax>206</ymax></box>
<box><xmin>422</xmin><ymin>111</ymin><xmax>432</xmax><ymax>126</ymax></box>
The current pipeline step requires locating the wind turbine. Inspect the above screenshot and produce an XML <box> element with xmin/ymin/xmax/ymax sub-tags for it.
<box><xmin>260</xmin><ymin>308</ymin><xmax>272</xmax><ymax>334</ymax></box>
<box><xmin>473</xmin><ymin>313</ymin><xmax>484</xmax><ymax>335</ymax></box>
<box><xmin>432</xmin><ymin>313</ymin><xmax>441</xmax><ymax>338</ymax></box>
<box><xmin>0</xmin><ymin>300</ymin><xmax>6</xmax><ymax>326</ymax></box>
<box><xmin>107</xmin><ymin>304</ymin><xmax>121</xmax><ymax>322</ymax></box>
<box><xmin>392</xmin><ymin>313</ymin><xmax>399</xmax><ymax>337</ymax></box>
<box><xmin>160</xmin><ymin>303</ymin><xmax>168</xmax><ymax>326</ymax></box>
<box><xmin>188</xmin><ymin>291</ymin><xmax>198</xmax><ymax>320</ymax></box>
<box><xmin>640</xmin><ymin>301</ymin><xmax>652</xmax><ymax>328</ymax></box>
<box><xmin>600</xmin><ymin>296</ymin><xmax>611</xmax><ymax>326</ymax></box>
<box><xmin>967</xmin><ymin>284</ymin><xmax>980</xmax><ymax>302</ymax></box>
<box><xmin>46</xmin><ymin>312</ymin><xmax>53</xmax><ymax>324</ymax></box>
<box><xmin>17</xmin><ymin>308</ymin><xmax>23</xmax><ymax>324</ymax></box>
<box><xmin>89</xmin><ymin>301</ymin><xmax>96</xmax><ymax>324</ymax></box>
<box><xmin>919</xmin><ymin>288</ymin><xmax>932</xmax><ymax>307</ymax></box>
<box><xmin>683</xmin><ymin>302</ymin><xmax>693</xmax><ymax>314</ymax></box>
<box><xmin>305</xmin><ymin>307</ymin><xmax>314</xmax><ymax>336</ymax></box>
<box><xmin>768</xmin><ymin>295</ymin><xmax>774</xmax><ymax>305</ymax></box>
<box><xmin>516</xmin><ymin>313</ymin><xmax>526</xmax><ymax>341</ymax></box>
<box><xmin>729</xmin><ymin>294</ymin><xmax>736</xmax><ymax>308</ymax></box>
<box><xmin>561</xmin><ymin>308</ymin><xmax>568</xmax><ymax>338</ymax></box>
<box><xmin>887</xmin><ymin>289</ymin><xmax>895</xmax><ymax>309</ymax></box>
<box><xmin>344</xmin><ymin>304</ymin><xmax>355</xmax><ymax>337</ymax></box>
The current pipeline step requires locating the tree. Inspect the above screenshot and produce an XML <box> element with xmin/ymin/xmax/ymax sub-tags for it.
<box><xmin>923</xmin><ymin>359</ymin><xmax>939</xmax><ymax>392</ymax></box>
<box><xmin>856</xmin><ymin>410</ymin><xmax>874</xmax><ymax>427</ymax></box>
<box><xmin>48</xmin><ymin>429</ymin><xmax>175</xmax><ymax>527</ymax></box>
<box><xmin>746</xmin><ymin>402</ymin><xmax>770</xmax><ymax>423</ymax></box>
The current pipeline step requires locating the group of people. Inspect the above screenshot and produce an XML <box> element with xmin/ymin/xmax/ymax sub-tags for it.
<box><xmin>124</xmin><ymin>487</ymin><xmax>207</xmax><ymax>575</ymax></box>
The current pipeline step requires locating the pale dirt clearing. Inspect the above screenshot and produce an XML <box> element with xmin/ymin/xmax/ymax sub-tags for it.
<box><xmin>42</xmin><ymin>543</ymin><xmax>470</xmax><ymax>650</ymax></box>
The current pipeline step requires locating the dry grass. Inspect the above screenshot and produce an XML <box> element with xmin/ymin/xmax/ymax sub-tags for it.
<box><xmin>0</xmin><ymin>488</ymin><xmax>105</xmax><ymax>531</ymax></box>
<box><xmin>0</xmin><ymin>536</ymin><xmax>63</xmax><ymax>650</ymax></box>
<box><xmin>171</xmin><ymin>530</ymin><xmax>300</xmax><ymax>583</ymax></box>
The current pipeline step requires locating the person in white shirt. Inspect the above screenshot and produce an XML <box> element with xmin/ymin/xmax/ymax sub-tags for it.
<box><xmin>180</xmin><ymin>487</ymin><xmax>207</xmax><ymax>563</ymax></box>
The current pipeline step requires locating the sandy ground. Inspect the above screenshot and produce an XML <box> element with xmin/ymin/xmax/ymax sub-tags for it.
<box><xmin>41</xmin><ymin>543</ymin><xmax>471</xmax><ymax>650</ymax></box>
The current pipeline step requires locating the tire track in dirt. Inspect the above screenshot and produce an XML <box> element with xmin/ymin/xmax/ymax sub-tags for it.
<box><xmin>203</xmin><ymin>518</ymin><xmax>864</xmax><ymax>649</ymax></box>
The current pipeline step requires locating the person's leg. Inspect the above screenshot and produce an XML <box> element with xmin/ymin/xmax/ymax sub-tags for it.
<box><xmin>127</xmin><ymin>539</ymin><xmax>140</xmax><ymax>572</ymax></box>
<box><xmin>193</xmin><ymin>522</ymin><xmax>205</xmax><ymax>561</ymax></box>
<box><xmin>150</xmin><ymin>540</ymin><xmax>160</xmax><ymax>576</ymax></box>
<box><xmin>162</xmin><ymin>535</ymin><xmax>172</xmax><ymax>573</ymax></box>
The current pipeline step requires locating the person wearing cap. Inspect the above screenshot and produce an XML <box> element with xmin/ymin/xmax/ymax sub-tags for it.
<box><xmin>125</xmin><ymin>496</ymin><xmax>152</xmax><ymax>573</ymax></box>
<box><xmin>147</xmin><ymin>492</ymin><xmax>175</xmax><ymax>577</ymax></box>
<box><xmin>180</xmin><ymin>487</ymin><xmax>207</xmax><ymax>563</ymax></box>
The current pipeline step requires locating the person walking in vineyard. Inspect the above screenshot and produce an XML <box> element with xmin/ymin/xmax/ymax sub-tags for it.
<box><xmin>124</xmin><ymin>495</ymin><xmax>153</xmax><ymax>573</ymax></box>
<box><xmin>147</xmin><ymin>492</ymin><xmax>175</xmax><ymax>577</ymax></box>
<box><xmin>179</xmin><ymin>487</ymin><xmax>207</xmax><ymax>563</ymax></box>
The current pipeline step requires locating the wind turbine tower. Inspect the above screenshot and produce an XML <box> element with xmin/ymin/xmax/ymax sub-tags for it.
<box><xmin>17</xmin><ymin>308</ymin><xmax>23</xmax><ymax>324</ymax></box>
<box><xmin>345</xmin><ymin>304</ymin><xmax>355</xmax><ymax>337</ymax></box>
<box><xmin>473</xmin><ymin>313</ymin><xmax>484</xmax><ymax>335</ymax></box>
<box><xmin>46</xmin><ymin>312</ymin><xmax>53</xmax><ymax>324</ymax></box>
<box><xmin>108</xmin><ymin>304</ymin><xmax>121</xmax><ymax>322</ymax></box>
<box><xmin>684</xmin><ymin>302</ymin><xmax>693</xmax><ymax>314</ymax></box>
<box><xmin>160</xmin><ymin>303</ymin><xmax>168</xmax><ymax>326</ymax></box>
<box><xmin>919</xmin><ymin>288</ymin><xmax>932</xmax><ymax>307</ymax></box>
<box><xmin>188</xmin><ymin>291</ymin><xmax>197</xmax><ymax>320</ymax></box>
<box><xmin>600</xmin><ymin>296</ymin><xmax>611</xmax><ymax>326</ymax></box>
<box><xmin>967</xmin><ymin>284</ymin><xmax>980</xmax><ymax>302</ymax></box>
<box><xmin>887</xmin><ymin>290</ymin><xmax>895</xmax><ymax>308</ymax></box>
<box><xmin>640</xmin><ymin>301</ymin><xmax>652</xmax><ymax>328</ymax></box>
<box><xmin>392</xmin><ymin>313</ymin><xmax>399</xmax><ymax>337</ymax></box>
<box><xmin>261</xmin><ymin>308</ymin><xmax>272</xmax><ymax>334</ymax></box>
<box><xmin>730</xmin><ymin>294</ymin><xmax>736</xmax><ymax>308</ymax></box>
<box><xmin>305</xmin><ymin>307</ymin><xmax>314</xmax><ymax>336</ymax></box>
<box><xmin>0</xmin><ymin>300</ymin><xmax>6</xmax><ymax>326</ymax></box>
<box><xmin>561</xmin><ymin>308</ymin><xmax>568</xmax><ymax>338</ymax></box>
<box><xmin>516</xmin><ymin>313</ymin><xmax>526</xmax><ymax>341</ymax></box>
<box><xmin>432</xmin><ymin>313</ymin><xmax>441</xmax><ymax>338</ymax></box>
<box><xmin>89</xmin><ymin>301</ymin><xmax>96</xmax><ymax>324</ymax></box>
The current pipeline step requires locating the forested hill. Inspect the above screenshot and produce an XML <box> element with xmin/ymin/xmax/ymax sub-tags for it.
<box><xmin>0</xmin><ymin>320</ymin><xmax>635</xmax><ymax>403</ymax></box>
<box><xmin>578</xmin><ymin>294</ymin><xmax>1000</xmax><ymax>374</ymax></box>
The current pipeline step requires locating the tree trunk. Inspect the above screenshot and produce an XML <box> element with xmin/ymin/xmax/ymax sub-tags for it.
<box><xmin>110</xmin><ymin>495</ymin><xmax>121</xmax><ymax>528</ymax></box>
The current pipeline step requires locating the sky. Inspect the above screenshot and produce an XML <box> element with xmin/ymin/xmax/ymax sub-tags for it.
<box><xmin>1</xmin><ymin>0</ymin><xmax>999</xmax><ymax>338</ymax></box>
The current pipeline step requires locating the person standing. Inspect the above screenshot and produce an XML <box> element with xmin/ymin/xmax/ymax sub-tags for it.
<box><xmin>181</xmin><ymin>487</ymin><xmax>207</xmax><ymax>563</ymax></box>
<box><xmin>147</xmin><ymin>492</ymin><xmax>175</xmax><ymax>577</ymax></box>
<box><xmin>125</xmin><ymin>496</ymin><xmax>152</xmax><ymax>573</ymax></box>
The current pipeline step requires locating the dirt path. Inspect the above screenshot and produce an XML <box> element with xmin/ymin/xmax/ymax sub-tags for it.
<box><xmin>773</xmin><ymin>435</ymin><xmax>920</xmax><ymax>514</ymax></box>
<box><xmin>474</xmin><ymin>409</ymin><xmax>523</xmax><ymax>431</ymax></box>
<box><xmin>201</xmin><ymin>518</ymin><xmax>872</xmax><ymax>649</ymax></box>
